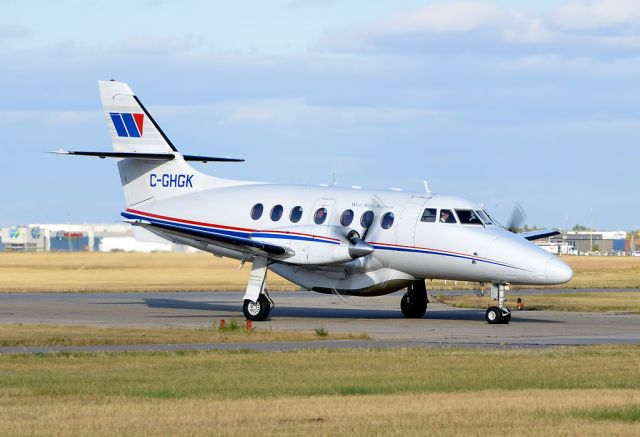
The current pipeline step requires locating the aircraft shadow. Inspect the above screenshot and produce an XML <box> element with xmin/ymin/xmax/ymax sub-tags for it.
<box><xmin>137</xmin><ymin>298</ymin><xmax>562</xmax><ymax>323</ymax></box>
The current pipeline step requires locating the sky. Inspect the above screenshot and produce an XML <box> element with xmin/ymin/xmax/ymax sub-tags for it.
<box><xmin>1</xmin><ymin>0</ymin><xmax>638</xmax><ymax>230</ymax></box>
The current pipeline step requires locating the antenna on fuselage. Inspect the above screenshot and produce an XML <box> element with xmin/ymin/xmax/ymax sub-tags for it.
<box><xmin>423</xmin><ymin>180</ymin><xmax>432</xmax><ymax>194</ymax></box>
<box><xmin>332</xmin><ymin>171</ymin><xmax>337</xmax><ymax>186</ymax></box>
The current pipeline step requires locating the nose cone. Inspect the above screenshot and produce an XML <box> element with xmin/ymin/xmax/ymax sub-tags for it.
<box><xmin>349</xmin><ymin>238</ymin><xmax>374</xmax><ymax>259</ymax></box>
<box><xmin>545</xmin><ymin>257</ymin><xmax>573</xmax><ymax>284</ymax></box>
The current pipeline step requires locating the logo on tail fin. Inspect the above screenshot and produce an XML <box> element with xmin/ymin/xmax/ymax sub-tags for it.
<box><xmin>109</xmin><ymin>112</ymin><xmax>144</xmax><ymax>138</ymax></box>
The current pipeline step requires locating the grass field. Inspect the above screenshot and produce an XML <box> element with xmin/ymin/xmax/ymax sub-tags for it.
<box><xmin>0</xmin><ymin>346</ymin><xmax>638</xmax><ymax>435</ymax></box>
<box><xmin>0</xmin><ymin>252</ymin><xmax>297</xmax><ymax>292</ymax></box>
<box><xmin>1</xmin><ymin>252</ymin><xmax>640</xmax><ymax>293</ymax></box>
<box><xmin>435</xmin><ymin>291</ymin><xmax>640</xmax><ymax>313</ymax></box>
<box><xmin>0</xmin><ymin>323</ymin><xmax>366</xmax><ymax>347</ymax></box>
<box><xmin>430</xmin><ymin>255</ymin><xmax>640</xmax><ymax>290</ymax></box>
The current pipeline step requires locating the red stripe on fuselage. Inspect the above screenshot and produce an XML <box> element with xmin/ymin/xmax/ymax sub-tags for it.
<box><xmin>126</xmin><ymin>208</ymin><xmax>340</xmax><ymax>242</ymax></box>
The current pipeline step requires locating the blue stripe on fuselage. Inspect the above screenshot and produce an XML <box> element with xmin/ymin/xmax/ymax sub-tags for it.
<box><xmin>122</xmin><ymin>211</ymin><xmax>524</xmax><ymax>270</ymax></box>
<box><xmin>370</xmin><ymin>244</ymin><xmax>526</xmax><ymax>270</ymax></box>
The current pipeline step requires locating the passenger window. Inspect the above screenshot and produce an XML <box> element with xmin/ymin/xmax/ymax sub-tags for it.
<box><xmin>271</xmin><ymin>205</ymin><xmax>283</xmax><ymax>221</ymax></box>
<box><xmin>250</xmin><ymin>203</ymin><xmax>263</xmax><ymax>220</ymax></box>
<box><xmin>456</xmin><ymin>209</ymin><xmax>482</xmax><ymax>225</ymax></box>
<box><xmin>340</xmin><ymin>209</ymin><xmax>354</xmax><ymax>227</ymax></box>
<box><xmin>381</xmin><ymin>212</ymin><xmax>394</xmax><ymax>229</ymax></box>
<box><xmin>360</xmin><ymin>211</ymin><xmax>374</xmax><ymax>228</ymax></box>
<box><xmin>421</xmin><ymin>208</ymin><xmax>437</xmax><ymax>223</ymax></box>
<box><xmin>290</xmin><ymin>206</ymin><xmax>303</xmax><ymax>223</ymax></box>
<box><xmin>314</xmin><ymin>207</ymin><xmax>327</xmax><ymax>225</ymax></box>
<box><xmin>439</xmin><ymin>209</ymin><xmax>457</xmax><ymax>224</ymax></box>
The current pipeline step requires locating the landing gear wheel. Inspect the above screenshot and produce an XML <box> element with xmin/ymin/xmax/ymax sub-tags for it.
<box><xmin>243</xmin><ymin>294</ymin><xmax>271</xmax><ymax>321</ymax></box>
<box><xmin>401</xmin><ymin>293</ymin><xmax>427</xmax><ymax>318</ymax></box>
<box><xmin>500</xmin><ymin>308</ymin><xmax>511</xmax><ymax>324</ymax></box>
<box><xmin>485</xmin><ymin>306</ymin><xmax>503</xmax><ymax>324</ymax></box>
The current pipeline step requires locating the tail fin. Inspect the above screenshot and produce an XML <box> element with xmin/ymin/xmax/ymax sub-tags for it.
<box><xmin>96</xmin><ymin>80</ymin><xmax>251</xmax><ymax>207</ymax></box>
<box><xmin>99</xmin><ymin>80</ymin><xmax>178</xmax><ymax>154</ymax></box>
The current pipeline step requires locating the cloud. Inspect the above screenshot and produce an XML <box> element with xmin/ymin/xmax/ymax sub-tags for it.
<box><xmin>378</xmin><ymin>1</ymin><xmax>505</xmax><ymax>35</ymax></box>
<box><xmin>551</xmin><ymin>0</ymin><xmax>640</xmax><ymax>30</ymax></box>
<box><xmin>321</xmin><ymin>1</ymin><xmax>557</xmax><ymax>51</ymax></box>
<box><xmin>0</xmin><ymin>24</ymin><xmax>31</xmax><ymax>39</ymax></box>
<box><xmin>0</xmin><ymin>109</ymin><xmax>100</xmax><ymax>125</ymax></box>
<box><xmin>110</xmin><ymin>34</ymin><xmax>204</xmax><ymax>55</ymax></box>
<box><xmin>321</xmin><ymin>0</ymin><xmax>640</xmax><ymax>53</ymax></box>
<box><xmin>155</xmin><ymin>98</ymin><xmax>438</xmax><ymax>126</ymax></box>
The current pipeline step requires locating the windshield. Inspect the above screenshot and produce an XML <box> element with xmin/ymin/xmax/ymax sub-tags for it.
<box><xmin>455</xmin><ymin>209</ymin><xmax>483</xmax><ymax>225</ymax></box>
<box><xmin>475</xmin><ymin>210</ymin><xmax>493</xmax><ymax>225</ymax></box>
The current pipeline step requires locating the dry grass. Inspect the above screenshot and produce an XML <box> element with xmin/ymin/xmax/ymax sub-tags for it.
<box><xmin>0</xmin><ymin>346</ymin><xmax>639</xmax><ymax>435</ymax></box>
<box><xmin>1</xmin><ymin>390</ymin><xmax>638</xmax><ymax>436</ymax></box>
<box><xmin>1</xmin><ymin>253</ymin><xmax>639</xmax><ymax>293</ymax></box>
<box><xmin>429</xmin><ymin>256</ymin><xmax>640</xmax><ymax>290</ymax></box>
<box><xmin>0</xmin><ymin>252</ymin><xmax>297</xmax><ymax>292</ymax></box>
<box><xmin>554</xmin><ymin>256</ymin><xmax>640</xmax><ymax>289</ymax></box>
<box><xmin>435</xmin><ymin>291</ymin><xmax>640</xmax><ymax>313</ymax></box>
<box><xmin>0</xmin><ymin>323</ymin><xmax>367</xmax><ymax>347</ymax></box>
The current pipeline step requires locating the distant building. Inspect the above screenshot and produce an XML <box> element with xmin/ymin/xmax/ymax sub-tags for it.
<box><xmin>0</xmin><ymin>223</ymin><xmax>194</xmax><ymax>253</ymax></box>
<box><xmin>534</xmin><ymin>230</ymin><xmax>631</xmax><ymax>255</ymax></box>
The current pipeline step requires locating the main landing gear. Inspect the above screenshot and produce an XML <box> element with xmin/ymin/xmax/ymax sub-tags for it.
<box><xmin>401</xmin><ymin>280</ymin><xmax>429</xmax><ymax>318</ymax></box>
<box><xmin>485</xmin><ymin>283</ymin><xmax>511</xmax><ymax>324</ymax></box>
<box><xmin>243</xmin><ymin>294</ymin><xmax>271</xmax><ymax>321</ymax></box>
<box><xmin>242</xmin><ymin>256</ymin><xmax>273</xmax><ymax>322</ymax></box>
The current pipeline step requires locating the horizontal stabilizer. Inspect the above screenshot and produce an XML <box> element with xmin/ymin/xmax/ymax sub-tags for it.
<box><xmin>50</xmin><ymin>149</ymin><xmax>244</xmax><ymax>162</ymax></box>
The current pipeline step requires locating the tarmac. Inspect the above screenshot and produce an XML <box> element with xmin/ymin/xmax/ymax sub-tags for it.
<box><xmin>1</xmin><ymin>290</ymin><xmax>639</xmax><ymax>353</ymax></box>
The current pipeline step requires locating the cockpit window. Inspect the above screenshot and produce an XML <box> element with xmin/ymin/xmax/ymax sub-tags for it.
<box><xmin>421</xmin><ymin>208</ymin><xmax>437</xmax><ymax>223</ymax></box>
<box><xmin>475</xmin><ymin>210</ymin><xmax>493</xmax><ymax>225</ymax></box>
<box><xmin>456</xmin><ymin>209</ymin><xmax>483</xmax><ymax>225</ymax></box>
<box><xmin>439</xmin><ymin>209</ymin><xmax>457</xmax><ymax>224</ymax></box>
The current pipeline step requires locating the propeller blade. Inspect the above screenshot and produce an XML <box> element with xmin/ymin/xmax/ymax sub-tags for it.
<box><xmin>507</xmin><ymin>202</ymin><xmax>527</xmax><ymax>233</ymax></box>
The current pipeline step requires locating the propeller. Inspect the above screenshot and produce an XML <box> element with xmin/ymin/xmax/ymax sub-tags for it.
<box><xmin>344</xmin><ymin>193</ymin><xmax>387</xmax><ymax>258</ymax></box>
<box><xmin>506</xmin><ymin>202</ymin><xmax>527</xmax><ymax>233</ymax></box>
<box><xmin>346</xmin><ymin>229</ymin><xmax>374</xmax><ymax>259</ymax></box>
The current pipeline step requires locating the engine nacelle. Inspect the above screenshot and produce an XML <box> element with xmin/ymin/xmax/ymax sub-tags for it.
<box><xmin>251</xmin><ymin>225</ymin><xmax>372</xmax><ymax>265</ymax></box>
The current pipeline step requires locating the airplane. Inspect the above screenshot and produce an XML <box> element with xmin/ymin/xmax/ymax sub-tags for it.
<box><xmin>54</xmin><ymin>80</ymin><xmax>573</xmax><ymax>325</ymax></box>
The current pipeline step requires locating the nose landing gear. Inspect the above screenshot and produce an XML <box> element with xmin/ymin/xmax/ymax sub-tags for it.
<box><xmin>485</xmin><ymin>283</ymin><xmax>511</xmax><ymax>324</ymax></box>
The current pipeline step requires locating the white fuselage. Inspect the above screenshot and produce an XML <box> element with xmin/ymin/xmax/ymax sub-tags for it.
<box><xmin>123</xmin><ymin>182</ymin><xmax>573</xmax><ymax>296</ymax></box>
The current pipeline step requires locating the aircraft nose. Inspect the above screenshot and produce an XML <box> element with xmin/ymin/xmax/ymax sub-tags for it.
<box><xmin>545</xmin><ymin>257</ymin><xmax>573</xmax><ymax>284</ymax></box>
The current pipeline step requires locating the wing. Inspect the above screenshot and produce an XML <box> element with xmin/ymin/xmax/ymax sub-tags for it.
<box><xmin>517</xmin><ymin>229</ymin><xmax>561</xmax><ymax>241</ymax></box>
<box><xmin>129</xmin><ymin>220</ymin><xmax>292</xmax><ymax>258</ymax></box>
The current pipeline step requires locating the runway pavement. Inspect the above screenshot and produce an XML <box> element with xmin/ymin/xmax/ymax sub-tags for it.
<box><xmin>1</xmin><ymin>290</ymin><xmax>639</xmax><ymax>353</ymax></box>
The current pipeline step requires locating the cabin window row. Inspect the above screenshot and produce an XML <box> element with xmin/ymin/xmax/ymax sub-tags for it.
<box><xmin>250</xmin><ymin>203</ymin><xmax>395</xmax><ymax>229</ymax></box>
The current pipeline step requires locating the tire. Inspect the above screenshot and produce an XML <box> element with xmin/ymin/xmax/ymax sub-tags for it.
<box><xmin>485</xmin><ymin>306</ymin><xmax>502</xmax><ymax>324</ymax></box>
<box><xmin>243</xmin><ymin>295</ymin><xmax>271</xmax><ymax>321</ymax></box>
<box><xmin>401</xmin><ymin>293</ymin><xmax>427</xmax><ymax>318</ymax></box>
<box><xmin>500</xmin><ymin>308</ymin><xmax>511</xmax><ymax>324</ymax></box>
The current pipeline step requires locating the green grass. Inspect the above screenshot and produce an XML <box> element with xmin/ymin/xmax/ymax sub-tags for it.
<box><xmin>314</xmin><ymin>326</ymin><xmax>328</xmax><ymax>337</ymax></box>
<box><xmin>573</xmin><ymin>405</ymin><xmax>640</xmax><ymax>423</ymax></box>
<box><xmin>1</xmin><ymin>346</ymin><xmax>638</xmax><ymax>400</ymax></box>
<box><xmin>2</xmin><ymin>346</ymin><xmax>640</xmax><ymax>435</ymax></box>
<box><xmin>0</xmin><ymin>323</ymin><xmax>367</xmax><ymax>347</ymax></box>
